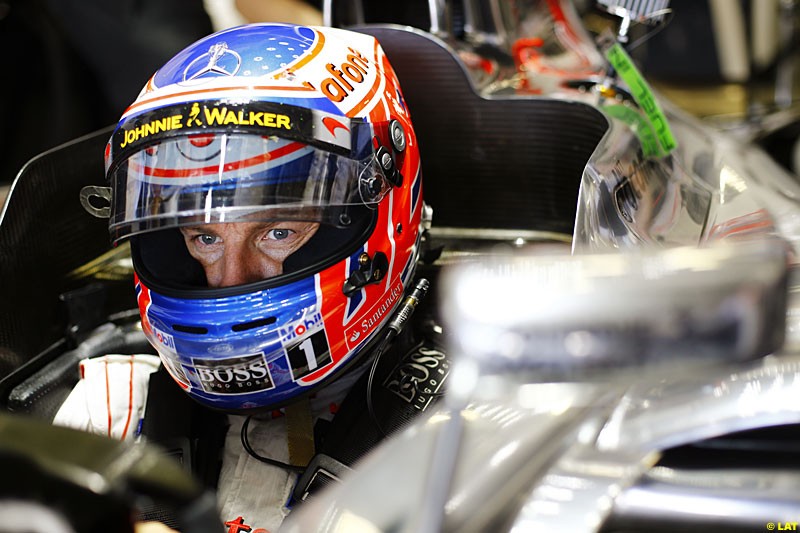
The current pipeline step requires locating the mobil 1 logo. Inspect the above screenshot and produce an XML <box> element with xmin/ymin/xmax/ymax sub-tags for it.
<box><xmin>193</xmin><ymin>353</ymin><xmax>274</xmax><ymax>395</ymax></box>
<box><xmin>285</xmin><ymin>329</ymin><xmax>332</xmax><ymax>381</ymax></box>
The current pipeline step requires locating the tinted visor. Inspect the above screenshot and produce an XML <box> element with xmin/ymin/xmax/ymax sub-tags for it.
<box><xmin>131</xmin><ymin>213</ymin><xmax>374</xmax><ymax>294</ymax></box>
<box><xmin>109</xmin><ymin>132</ymin><xmax>390</xmax><ymax>243</ymax></box>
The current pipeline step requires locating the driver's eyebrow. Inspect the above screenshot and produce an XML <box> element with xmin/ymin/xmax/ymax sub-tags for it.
<box><xmin>180</xmin><ymin>226</ymin><xmax>218</xmax><ymax>234</ymax></box>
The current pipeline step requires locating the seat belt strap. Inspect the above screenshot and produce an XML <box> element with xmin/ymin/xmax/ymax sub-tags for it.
<box><xmin>286</xmin><ymin>396</ymin><xmax>315</xmax><ymax>467</ymax></box>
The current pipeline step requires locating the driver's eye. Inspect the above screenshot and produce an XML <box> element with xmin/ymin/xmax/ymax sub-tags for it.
<box><xmin>198</xmin><ymin>234</ymin><xmax>217</xmax><ymax>245</ymax></box>
<box><xmin>271</xmin><ymin>229</ymin><xmax>290</xmax><ymax>240</ymax></box>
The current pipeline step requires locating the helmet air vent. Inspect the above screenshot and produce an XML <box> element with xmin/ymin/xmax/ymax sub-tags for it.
<box><xmin>231</xmin><ymin>316</ymin><xmax>278</xmax><ymax>332</ymax></box>
<box><xmin>172</xmin><ymin>324</ymin><xmax>209</xmax><ymax>334</ymax></box>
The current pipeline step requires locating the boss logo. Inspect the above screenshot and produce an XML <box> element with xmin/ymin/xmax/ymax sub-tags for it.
<box><xmin>192</xmin><ymin>353</ymin><xmax>274</xmax><ymax>395</ymax></box>
<box><xmin>321</xmin><ymin>48</ymin><xmax>370</xmax><ymax>103</ymax></box>
<box><xmin>384</xmin><ymin>345</ymin><xmax>449</xmax><ymax>411</ymax></box>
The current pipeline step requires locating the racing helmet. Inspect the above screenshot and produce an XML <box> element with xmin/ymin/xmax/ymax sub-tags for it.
<box><xmin>88</xmin><ymin>23</ymin><xmax>424</xmax><ymax>413</ymax></box>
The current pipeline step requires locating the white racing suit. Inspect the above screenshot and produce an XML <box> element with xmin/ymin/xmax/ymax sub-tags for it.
<box><xmin>53</xmin><ymin>353</ymin><xmax>360</xmax><ymax>533</ymax></box>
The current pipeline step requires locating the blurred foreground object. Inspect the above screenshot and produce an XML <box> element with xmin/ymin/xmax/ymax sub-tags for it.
<box><xmin>0</xmin><ymin>411</ymin><xmax>222</xmax><ymax>533</ymax></box>
<box><xmin>282</xmin><ymin>238</ymin><xmax>799</xmax><ymax>533</ymax></box>
<box><xmin>442</xmin><ymin>237</ymin><xmax>787</xmax><ymax>377</ymax></box>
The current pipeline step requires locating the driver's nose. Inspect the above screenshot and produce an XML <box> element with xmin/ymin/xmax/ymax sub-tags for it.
<box><xmin>214</xmin><ymin>244</ymin><xmax>282</xmax><ymax>288</ymax></box>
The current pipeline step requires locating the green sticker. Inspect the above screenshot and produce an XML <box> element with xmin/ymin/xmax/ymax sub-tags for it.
<box><xmin>603</xmin><ymin>103</ymin><xmax>664</xmax><ymax>158</ymax></box>
<box><xmin>606</xmin><ymin>43</ymin><xmax>677</xmax><ymax>156</ymax></box>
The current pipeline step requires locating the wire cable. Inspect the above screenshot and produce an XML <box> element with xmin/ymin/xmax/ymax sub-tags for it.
<box><xmin>365</xmin><ymin>332</ymin><xmax>397</xmax><ymax>438</ymax></box>
<box><xmin>626</xmin><ymin>10</ymin><xmax>674</xmax><ymax>51</ymax></box>
<box><xmin>240</xmin><ymin>415</ymin><xmax>306</xmax><ymax>472</ymax></box>
<box><xmin>365</xmin><ymin>278</ymin><xmax>430</xmax><ymax>437</ymax></box>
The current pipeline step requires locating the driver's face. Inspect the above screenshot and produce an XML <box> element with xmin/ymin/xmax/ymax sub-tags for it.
<box><xmin>180</xmin><ymin>221</ymin><xmax>319</xmax><ymax>288</ymax></box>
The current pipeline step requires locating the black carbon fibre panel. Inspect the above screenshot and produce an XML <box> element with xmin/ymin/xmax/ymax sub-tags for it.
<box><xmin>354</xmin><ymin>25</ymin><xmax>609</xmax><ymax>233</ymax></box>
<box><xmin>0</xmin><ymin>127</ymin><xmax>114</xmax><ymax>378</ymax></box>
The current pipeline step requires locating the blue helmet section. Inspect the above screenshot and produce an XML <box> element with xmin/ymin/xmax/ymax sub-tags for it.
<box><xmin>143</xmin><ymin>275</ymin><xmax>332</xmax><ymax>410</ymax></box>
<box><xmin>155</xmin><ymin>24</ymin><xmax>318</xmax><ymax>86</ymax></box>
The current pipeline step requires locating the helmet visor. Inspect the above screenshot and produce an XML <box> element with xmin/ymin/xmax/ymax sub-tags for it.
<box><xmin>109</xmin><ymin>132</ymin><xmax>390</xmax><ymax>242</ymax></box>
